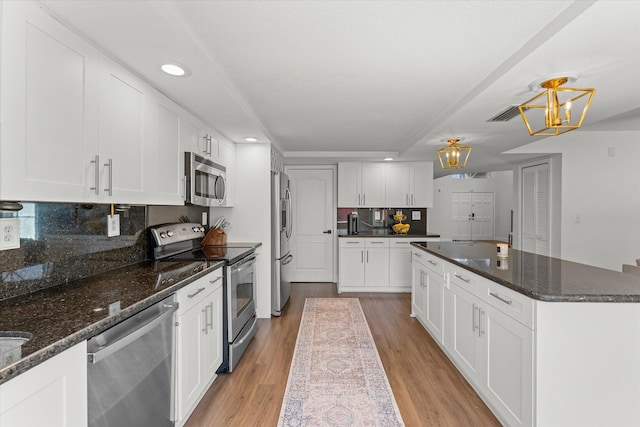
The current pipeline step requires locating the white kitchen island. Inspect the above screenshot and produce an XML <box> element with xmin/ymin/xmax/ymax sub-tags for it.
<box><xmin>411</xmin><ymin>241</ymin><xmax>640</xmax><ymax>427</ymax></box>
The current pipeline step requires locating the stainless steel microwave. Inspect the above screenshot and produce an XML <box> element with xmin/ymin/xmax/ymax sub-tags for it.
<box><xmin>184</xmin><ymin>152</ymin><xmax>227</xmax><ymax>206</ymax></box>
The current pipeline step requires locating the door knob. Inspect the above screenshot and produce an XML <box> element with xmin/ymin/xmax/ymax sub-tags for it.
<box><xmin>323</xmin><ymin>230</ymin><xmax>332</xmax><ymax>234</ymax></box>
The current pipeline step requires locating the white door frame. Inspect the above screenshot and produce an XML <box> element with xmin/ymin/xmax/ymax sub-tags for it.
<box><xmin>285</xmin><ymin>165</ymin><xmax>337</xmax><ymax>283</ymax></box>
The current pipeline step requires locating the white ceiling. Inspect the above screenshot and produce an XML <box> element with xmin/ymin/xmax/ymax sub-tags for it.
<box><xmin>39</xmin><ymin>0</ymin><xmax>640</xmax><ymax>178</ymax></box>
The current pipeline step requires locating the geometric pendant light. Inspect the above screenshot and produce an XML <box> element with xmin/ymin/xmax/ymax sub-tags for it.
<box><xmin>518</xmin><ymin>77</ymin><xmax>596</xmax><ymax>136</ymax></box>
<box><xmin>437</xmin><ymin>138</ymin><xmax>471</xmax><ymax>169</ymax></box>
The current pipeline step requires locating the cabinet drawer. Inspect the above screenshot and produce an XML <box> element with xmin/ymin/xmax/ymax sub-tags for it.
<box><xmin>339</xmin><ymin>238</ymin><xmax>364</xmax><ymax>248</ymax></box>
<box><xmin>389</xmin><ymin>238</ymin><xmax>411</xmax><ymax>247</ymax></box>
<box><xmin>412</xmin><ymin>250</ymin><xmax>444</xmax><ymax>275</ymax></box>
<box><xmin>448</xmin><ymin>267</ymin><xmax>483</xmax><ymax>298</ymax></box>
<box><xmin>176</xmin><ymin>270</ymin><xmax>223</xmax><ymax>313</ymax></box>
<box><xmin>365</xmin><ymin>239</ymin><xmax>390</xmax><ymax>248</ymax></box>
<box><xmin>482</xmin><ymin>280</ymin><xmax>534</xmax><ymax>329</ymax></box>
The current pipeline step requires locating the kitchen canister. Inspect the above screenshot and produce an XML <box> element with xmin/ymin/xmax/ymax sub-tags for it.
<box><xmin>497</xmin><ymin>243</ymin><xmax>509</xmax><ymax>258</ymax></box>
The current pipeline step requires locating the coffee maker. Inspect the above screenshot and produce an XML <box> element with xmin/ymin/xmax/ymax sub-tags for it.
<box><xmin>347</xmin><ymin>212</ymin><xmax>359</xmax><ymax>235</ymax></box>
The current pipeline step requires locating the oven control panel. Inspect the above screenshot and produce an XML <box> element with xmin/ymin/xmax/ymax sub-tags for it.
<box><xmin>150</xmin><ymin>222</ymin><xmax>206</xmax><ymax>247</ymax></box>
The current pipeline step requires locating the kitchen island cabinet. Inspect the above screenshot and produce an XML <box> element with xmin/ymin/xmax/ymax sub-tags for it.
<box><xmin>0</xmin><ymin>341</ymin><xmax>87</xmax><ymax>427</ymax></box>
<box><xmin>411</xmin><ymin>241</ymin><xmax>640</xmax><ymax>427</ymax></box>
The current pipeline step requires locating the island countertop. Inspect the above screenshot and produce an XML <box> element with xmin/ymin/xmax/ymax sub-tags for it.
<box><xmin>410</xmin><ymin>241</ymin><xmax>640</xmax><ymax>303</ymax></box>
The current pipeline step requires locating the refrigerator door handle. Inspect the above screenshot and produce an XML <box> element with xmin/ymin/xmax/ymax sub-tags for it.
<box><xmin>282</xmin><ymin>254</ymin><xmax>294</xmax><ymax>266</ymax></box>
<box><xmin>276</xmin><ymin>251</ymin><xmax>291</xmax><ymax>262</ymax></box>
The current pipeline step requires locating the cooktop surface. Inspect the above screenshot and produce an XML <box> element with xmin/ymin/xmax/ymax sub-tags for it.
<box><xmin>166</xmin><ymin>245</ymin><xmax>255</xmax><ymax>264</ymax></box>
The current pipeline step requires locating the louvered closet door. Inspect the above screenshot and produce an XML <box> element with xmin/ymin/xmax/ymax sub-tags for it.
<box><xmin>521</xmin><ymin>163</ymin><xmax>550</xmax><ymax>256</ymax></box>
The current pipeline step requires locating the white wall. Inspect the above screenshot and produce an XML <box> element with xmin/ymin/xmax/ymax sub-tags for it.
<box><xmin>210</xmin><ymin>144</ymin><xmax>272</xmax><ymax>318</ymax></box>
<box><xmin>510</xmin><ymin>130</ymin><xmax>640</xmax><ymax>271</ymax></box>
<box><xmin>430</xmin><ymin>171</ymin><xmax>514</xmax><ymax>241</ymax></box>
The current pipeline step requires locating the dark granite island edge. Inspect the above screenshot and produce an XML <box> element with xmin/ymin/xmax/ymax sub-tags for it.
<box><xmin>410</xmin><ymin>241</ymin><xmax>640</xmax><ymax>303</ymax></box>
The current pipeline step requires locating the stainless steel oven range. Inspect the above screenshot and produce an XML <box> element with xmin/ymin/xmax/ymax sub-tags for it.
<box><xmin>150</xmin><ymin>223</ymin><xmax>258</xmax><ymax>373</ymax></box>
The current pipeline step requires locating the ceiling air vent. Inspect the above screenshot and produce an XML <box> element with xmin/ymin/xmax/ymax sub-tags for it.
<box><xmin>487</xmin><ymin>105</ymin><xmax>525</xmax><ymax>122</ymax></box>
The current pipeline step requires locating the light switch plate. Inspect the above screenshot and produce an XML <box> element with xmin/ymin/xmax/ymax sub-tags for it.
<box><xmin>0</xmin><ymin>218</ymin><xmax>20</xmax><ymax>250</ymax></box>
<box><xmin>107</xmin><ymin>214</ymin><xmax>120</xmax><ymax>237</ymax></box>
<box><xmin>412</xmin><ymin>211</ymin><xmax>421</xmax><ymax>221</ymax></box>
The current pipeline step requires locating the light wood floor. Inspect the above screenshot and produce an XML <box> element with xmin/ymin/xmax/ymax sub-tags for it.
<box><xmin>185</xmin><ymin>283</ymin><xmax>501</xmax><ymax>427</ymax></box>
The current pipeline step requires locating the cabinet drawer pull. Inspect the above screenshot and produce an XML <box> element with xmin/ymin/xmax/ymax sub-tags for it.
<box><xmin>489</xmin><ymin>292</ymin><xmax>513</xmax><ymax>305</ymax></box>
<box><xmin>370</xmin><ymin>241</ymin><xmax>384</xmax><ymax>244</ymax></box>
<box><xmin>454</xmin><ymin>273</ymin><xmax>470</xmax><ymax>283</ymax></box>
<box><xmin>346</xmin><ymin>241</ymin><xmax>360</xmax><ymax>244</ymax></box>
<box><xmin>427</xmin><ymin>259</ymin><xmax>438</xmax><ymax>266</ymax></box>
<box><xmin>413</xmin><ymin>252</ymin><xmax>422</xmax><ymax>257</ymax></box>
<box><xmin>188</xmin><ymin>287</ymin><xmax>206</xmax><ymax>298</ymax></box>
<box><xmin>210</xmin><ymin>276</ymin><xmax>222</xmax><ymax>284</ymax></box>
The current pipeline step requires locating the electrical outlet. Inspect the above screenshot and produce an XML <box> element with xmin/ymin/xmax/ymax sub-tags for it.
<box><xmin>0</xmin><ymin>218</ymin><xmax>20</xmax><ymax>250</ymax></box>
<box><xmin>107</xmin><ymin>214</ymin><xmax>120</xmax><ymax>237</ymax></box>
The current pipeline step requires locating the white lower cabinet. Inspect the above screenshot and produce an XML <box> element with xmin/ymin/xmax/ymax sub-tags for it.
<box><xmin>0</xmin><ymin>341</ymin><xmax>88</xmax><ymax>427</ymax></box>
<box><xmin>412</xmin><ymin>252</ymin><xmax>534</xmax><ymax>427</ymax></box>
<box><xmin>411</xmin><ymin>250</ymin><xmax>445</xmax><ymax>344</ymax></box>
<box><xmin>175</xmin><ymin>269</ymin><xmax>223</xmax><ymax>426</ymax></box>
<box><xmin>447</xmin><ymin>268</ymin><xmax>534</xmax><ymax>427</ymax></box>
<box><xmin>389</xmin><ymin>239</ymin><xmax>413</xmax><ymax>288</ymax></box>
<box><xmin>338</xmin><ymin>238</ymin><xmax>394</xmax><ymax>292</ymax></box>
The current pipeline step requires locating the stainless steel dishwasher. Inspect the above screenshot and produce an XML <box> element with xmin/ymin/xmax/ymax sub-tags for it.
<box><xmin>87</xmin><ymin>295</ymin><xmax>178</xmax><ymax>427</ymax></box>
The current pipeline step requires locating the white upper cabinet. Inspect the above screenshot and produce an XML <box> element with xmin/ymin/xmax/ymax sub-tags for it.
<box><xmin>338</xmin><ymin>162</ymin><xmax>433</xmax><ymax>208</ymax></box>
<box><xmin>97</xmin><ymin>61</ymin><xmax>146</xmax><ymax>203</ymax></box>
<box><xmin>385</xmin><ymin>163</ymin><xmax>411</xmax><ymax>207</ymax></box>
<box><xmin>361</xmin><ymin>163</ymin><xmax>386</xmax><ymax>207</ymax></box>
<box><xmin>337</xmin><ymin>162</ymin><xmax>363</xmax><ymax>207</ymax></box>
<box><xmin>410</xmin><ymin>162</ymin><xmax>434</xmax><ymax>207</ymax></box>
<box><xmin>0</xmin><ymin>1</ymin><xmax>204</xmax><ymax>205</ymax></box>
<box><xmin>0</xmin><ymin>1</ymin><xmax>100</xmax><ymax>202</ymax></box>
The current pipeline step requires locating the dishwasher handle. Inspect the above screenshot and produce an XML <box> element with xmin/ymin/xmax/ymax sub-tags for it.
<box><xmin>87</xmin><ymin>301</ymin><xmax>179</xmax><ymax>364</ymax></box>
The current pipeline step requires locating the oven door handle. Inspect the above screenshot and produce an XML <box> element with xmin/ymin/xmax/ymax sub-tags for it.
<box><xmin>275</xmin><ymin>251</ymin><xmax>290</xmax><ymax>262</ymax></box>
<box><xmin>282</xmin><ymin>253</ymin><xmax>293</xmax><ymax>266</ymax></box>
<box><xmin>231</xmin><ymin>254</ymin><xmax>256</xmax><ymax>271</ymax></box>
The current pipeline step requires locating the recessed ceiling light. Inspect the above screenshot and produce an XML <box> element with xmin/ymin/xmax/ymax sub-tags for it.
<box><xmin>384</xmin><ymin>157</ymin><xmax>394</xmax><ymax>161</ymax></box>
<box><xmin>161</xmin><ymin>62</ymin><xmax>191</xmax><ymax>77</ymax></box>
<box><xmin>244</xmin><ymin>137</ymin><xmax>259</xmax><ymax>142</ymax></box>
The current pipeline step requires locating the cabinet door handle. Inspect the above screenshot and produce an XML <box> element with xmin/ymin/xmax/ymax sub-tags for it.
<box><xmin>188</xmin><ymin>287</ymin><xmax>206</xmax><ymax>298</ymax></box>
<box><xmin>472</xmin><ymin>303</ymin><xmax>479</xmax><ymax>332</ymax></box>
<box><xmin>361</xmin><ymin>250</ymin><xmax>364</xmax><ymax>263</ymax></box>
<box><xmin>479</xmin><ymin>308</ymin><xmax>485</xmax><ymax>337</ymax></box>
<box><xmin>104</xmin><ymin>158</ymin><xmax>113</xmax><ymax>196</ymax></box>
<box><xmin>454</xmin><ymin>273</ymin><xmax>470</xmax><ymax>283</ymax></box>
<box><xmin>363</xmin><ymin>194</ymin><xmax>366</xmax><ymax>205</ymax></box>
<box><xmin>206</xmin><ymin>302</ymin><xmax>214</xmax><ymax>331</ymax></box>
<box><xmin>202</xmin><ymin>307</ymin><xmax>208</xmax><ymax>334</ymax></box>
<box><xmin>489</xmin><ymin>292</ymin><xmax>513</xmax><ymax>305</ymax></box>
<box><xmin>406</xmin><ymin>194</ymin><xmax>409</xmax><ymax>205</ymax></box>
<box><xmin>411</xmin><ymin>194</ymin><xmax>414</xmax><ymax>206</ymax></box>
<box><xmin>90</xmin><ymin>155</ymin><xmax>100</xmax><ymax>195</ymax></box>
<box><xmin>358</xmin><ymin>194</ymin><xmax>361</xmax><ymax>206</ymax></box>
<box><xmin>366</xmin><ymin>250</ymin><xmax>369</xmax><ymax>263</ymax></box>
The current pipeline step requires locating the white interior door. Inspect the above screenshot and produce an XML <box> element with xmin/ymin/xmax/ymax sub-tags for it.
<box><xmin>521</xmin><ymin>163</ymin><xmax>550</xmax><ymax>255</ymax></box>
<box><xmin>287</xmin><ymin>168</ymin><xmax>335</xmax><ymax>282</ymax></box>
<box><xmin>451</xmin><ymin>192</ymin><xmax>494</xmax><ymax>240</ymax></box>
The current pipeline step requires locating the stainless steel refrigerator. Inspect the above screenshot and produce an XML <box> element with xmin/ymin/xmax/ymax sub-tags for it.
<box><xmin>271</xmin><ymin>171</ymin><xmax>292</xmax><ymax>316</ymax></box>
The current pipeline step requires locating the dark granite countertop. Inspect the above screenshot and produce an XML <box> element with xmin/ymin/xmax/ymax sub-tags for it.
<box><xmin>0</xmin><ymin>259</ymin><xmax>225</xmax><ymax>385</ymax></box>
<box><xmin>338</xmin><ymin>231</ymin><xmax>441</xmax><ymax>238</ymax></box>
<box><xmin>411</xmin><ymin>241</ymin><xmax>640</xmax><ymax>303</ymax></box>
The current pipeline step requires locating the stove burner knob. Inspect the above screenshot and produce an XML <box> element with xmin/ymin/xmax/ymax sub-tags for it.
<box><xmin>192</xmin><ymin>226</ymin><xmax>199</xmax><ymax>232</ymax></box>
<box><xmin>167</xmin><ymin>231</ymin><xmax>175</xmax><ymax>237</ymax></box>
<box><xmin>159</xmin><ymin>232</ymin><xmax>167</xmax><ymax>239</ymax></box>
<box><xmin>198</xmin><ymin>226</ymin><xmax>205</xmax><ymax>232</ymax></box>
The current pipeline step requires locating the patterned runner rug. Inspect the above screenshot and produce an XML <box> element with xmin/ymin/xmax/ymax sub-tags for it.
<box><xmin>278</xmin><ymin>298</ymin><xmax>405</xmax><ymax>426</ymax></box>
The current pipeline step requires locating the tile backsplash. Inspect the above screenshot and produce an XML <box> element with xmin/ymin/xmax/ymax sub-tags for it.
<box><xmin>0</xmin><ymin>203</ymin><xmax>147</xmax><ymax>300</ymax></box>
<box><xmin>337</xmin><ymin>207</ymin><xmax>427</xmax><ymax>235</ymax></box>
